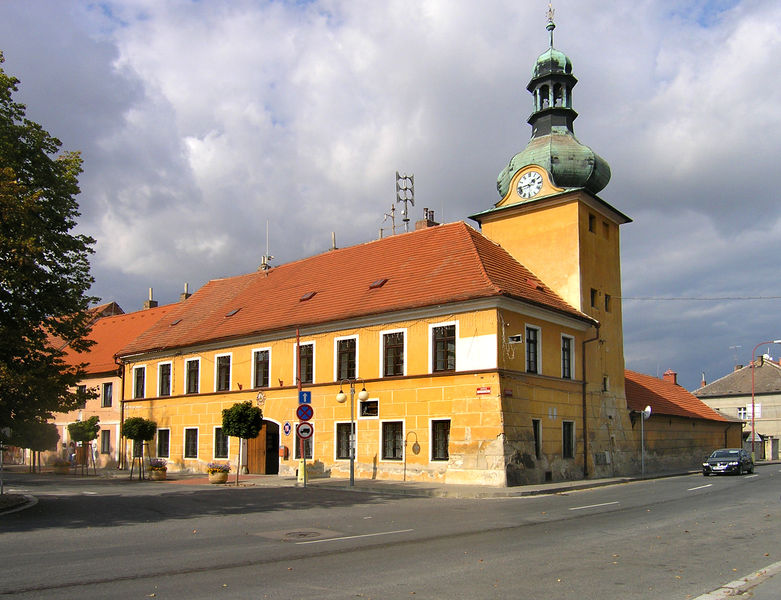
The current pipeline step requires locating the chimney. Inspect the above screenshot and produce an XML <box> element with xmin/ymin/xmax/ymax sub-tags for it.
<box><xmin>415</xmin><ymin>208</ymin><xmax>439</xmax><ymax>230</ymax></box>
<box><xmin>662</xmin><ymin>369</ymin><xmax>678</xmax><ymax>386</ymax></box>
<box><xmin>143</xmin><ymin>287</ymin><xmax>158</xmax><ymax>309</ymax></box>
<box><xmin>700</xmin><ymin>372</ymin><xmax>707</xmax><ymax>388</ymax></box>
<box><xmin>179</xmin><ymin>282</ymin><xmax>192</xmax><ymax>302</ymax></box>
<box><xmin>735</xmin><ymin>364</ymin><xmax>744</xmax><ymax>371</ymax></box>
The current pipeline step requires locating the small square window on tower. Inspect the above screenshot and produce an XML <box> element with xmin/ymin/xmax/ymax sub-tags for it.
<box><xmin>588</xmin><ymin>213</ymin><xmax>596</xmax><ymax>232</ymax></box>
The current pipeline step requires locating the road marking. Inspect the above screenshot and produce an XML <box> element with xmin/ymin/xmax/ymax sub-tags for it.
<box><xmin>568</xmin><ymin>501</ymin><xmax>619</xmax><ymax>511</ymax></box>
<box><xmin>744</xmin><ymin>474</ymin><xmax>759</xmax><ymax>479</ymax></box>
<box><xmin>295</xmin><ymin>528</ymin><xmax>414</xmax><ymax>545</ymax></box>
<box><xmin>688</xmin><ymin>484</ymin><xmax>712</xmax><ymax>491</ymax></box>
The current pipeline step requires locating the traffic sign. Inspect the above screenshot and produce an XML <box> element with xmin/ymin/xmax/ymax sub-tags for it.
<box><xmin>296</xmin><ymin>404</ymin><xmax>314</xmax><ymax>421</ymax></box>
<box><xmin>297</xmin><ymin>422</ymin><xmax>314</xmax><ymax>439</ymax></box>
<box><xmin>283</xmin><ymin>421</ymin><xmax>292</xmax><ymax>436</ymax></box>
<box><xmin>298</xmin><ymin>391</ymin><xmax>311</xmax><ymax>404</ymax></box>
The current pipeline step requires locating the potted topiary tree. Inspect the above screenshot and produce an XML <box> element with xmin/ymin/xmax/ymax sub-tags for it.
<box><xmin>67</xmin><ymin>416</ymin><xmax>100</xmax><ymax>475</ymax></box>
<box><xmin>121</xmin><ymin>417</ymin><xmax>157</xmax><ymax>480</ymax></box>
<box><xmin>222</xmin><ymin>401</ymin><xmax>263</xmax><ymax>485</ymax></box>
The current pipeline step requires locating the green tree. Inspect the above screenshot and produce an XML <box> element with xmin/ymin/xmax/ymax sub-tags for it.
<box><xmin>10</xmin><ymin>419</ymin><xmax>59</xmax><ymax>473</ymax></box>
<box><xmin>67</xmin><ymin>415</ymin><xmax>100</xmax><ymax>443</ymax></box>
<box><xmin>222</xmin><ymin>401</ymin><xmax>263</xmax><ymax>485</ymax></box>
<box><xmin>0</xmin><ymin>51</ymin><xmax>97</xmax><ymax>432</ymax></box>
<box><xmin>121</xmin><ymin>417</ymin><xmax>157</xmax><ymax>480</ymax></box>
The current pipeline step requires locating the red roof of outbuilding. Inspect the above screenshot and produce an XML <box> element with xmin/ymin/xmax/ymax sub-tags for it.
<box><xmin>62</xmin><ymin>304</ymin><xmax>175</xmax><ymax>374</ymax></box>
<box><xmin>119</xmin><ymin>222</ymin><xmax>593</xmax><ymax>356</ymax></box>
<box><xmin>625</xmin><ymin>370</ymin><xmax>726</xmax><ymax>421</ymax></box>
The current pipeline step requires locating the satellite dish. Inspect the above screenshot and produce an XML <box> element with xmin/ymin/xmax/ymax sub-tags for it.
<box><xmin>642</xmin><ymin>405</ymin><xmax>652</xmax><ymax>420</ymax></box>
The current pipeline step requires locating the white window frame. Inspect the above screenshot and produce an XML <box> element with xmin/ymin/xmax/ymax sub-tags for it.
<box><xmin>358</xmin><ymin>396</ymin><xmax>379</xmax><ymax>420</ymax></box>
<box><xmin>133</xmin><ymin>365</ymin><xmax>147</xmax><ymax>399</ymax></box>
<box><xmin>524</xmin><ymin>324</ymin><xmax>542</xmax><ymax>374</ymax></box>
<box><xmin>156</xmin><ymin>428</ymin><xmax>171</xmax><ymax>458</ymax></box>
<box><xmin>561</xmin><ymin>334</ymin><xmax>575</xmax><ymax>380</ymax></box>
<box><xmin>157</xmin><ymin>361</ymin><xmax>172</xmax><ymax>397</ymax></box>
<box><xmin>379</xmin><ymin>328</ymin><xmax>407</xmax><ymax>378</ymax></box>
<box><xmin>334</xmin><ymin>335</ymin><xmax>359</xmax><ymax>382</ymax></box>
<box><xmin>183</xmin><ymin>427</ymin><xmax>199</xmax><ymax>459</ymax></box>
<box><xmin>294</xmin><ymin>341</ymin><xmax>316</xmax><ymax>385</ymax></box>
<box><xmin>213</xmin><ymin>425</ymin><xmax>230</xmax><ymax>459</ymax></box>
<box><xmin>251</xmin><ymin>347</ymin><xmax>272</xmax><ymax>389</ymax></box>
<box><xmin>428</xmin><ymin>321</ymin><xmax>458</xmax><ymax>374</ymax></box>
<box><xmin>334</xmin><ymin>420</ymin><xmax>355</xmax><ymax>461</ymax></box>
<box><xmin>214</xmin><ymin>352</ymin><xmax>233</xmax><ymax>392</ymax></box>
<box><xmin>429</xmin><ymin>418</ymin><xmax>451</xmax><ymax>462</ymax></box>
<box><xmin>101</xmin><ymin>381</ymin><xmax>113</xmax><ymax>408</ymax></box>
<box><xmin>379</xmin><ymin>419</ymin><xmax>405</xmax><ymax>462</ymax></box>
<box><xmin>184</xmin><ymin>357</ymin><xmax>201</xmax><ymax>394</ymax></box>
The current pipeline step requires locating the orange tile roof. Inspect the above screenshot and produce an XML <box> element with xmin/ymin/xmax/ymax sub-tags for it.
<box><xmin>120</xmin><ymin>222</ymin><xmax>593</xmax><ymax>356</ymax></box>
<box><xmin>62</xmin><ymin>304</ymin><xmax>176</xmax><ymax>374</ymax></box>
<box><xmin>625</xmin><ymin>370</ymin><xmax>726</xmax><ymax>422</ymax></box>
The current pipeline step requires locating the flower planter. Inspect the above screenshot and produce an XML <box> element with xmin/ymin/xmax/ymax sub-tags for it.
<box><xmin>208</xmin><ymin>471</ymin><xmax>229</xmax><ymax>484</ymax></box>
<box><xmin>148</xmin><ymin>470</ymin><xmax>167</xmax><ymax>481</ymax></box>
<box><xmin>53</xmin><ymin>465</ymin><xmax>70</xmax><ymax>475</ymax></box>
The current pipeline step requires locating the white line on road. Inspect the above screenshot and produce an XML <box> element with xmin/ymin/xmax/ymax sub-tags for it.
<box><xmin>744</xmin><ymin>474</ymin><xmax>759</xmax><ymax>479</ymax></box>
<box><xmin>568</xmin><ymin>501</ymin><xmax>619</xmax><ymax>511</ymax></box>
<box><xmin>688</xmin><ymin>484</ymin><xmax>713</xmax><ymax>491</ymax></box>
<box><xmin>296</xmin><ymin>529</ymin><xmax>415</xmax><ymax>545</ymax></box>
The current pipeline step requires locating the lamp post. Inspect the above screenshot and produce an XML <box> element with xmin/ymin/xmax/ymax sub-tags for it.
<box><xmin>336</xmin><ymin>379</ymin><xmax>369</xmax><ymax>486</ymax></box>
<box><xmin>750</xmin><ymin>339</ymin><xmax>781</xmax><ymax>458</ymax></box>
<box><xmin>640</xmin><ymin>405</ymin><xmax>651</xmax><ymax>478</ymax></box>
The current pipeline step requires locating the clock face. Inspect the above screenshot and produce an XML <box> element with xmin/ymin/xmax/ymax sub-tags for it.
<box><xmin>517</xmin><ymin>171</ymin><xmax>544</xmax><ymax>199</ymax></box>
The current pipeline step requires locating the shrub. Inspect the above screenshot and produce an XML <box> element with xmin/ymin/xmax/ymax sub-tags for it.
<box><xmin>207</xmin><ymin>462</ymin><xmax>231</xmax><ymax>474</ymax></box>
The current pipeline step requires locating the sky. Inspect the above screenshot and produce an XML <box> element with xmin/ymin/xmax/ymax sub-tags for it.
<box><xmin>2</xmin><ymin>0</ymin><xmax>780</xmax><ymax>391</ymax></box>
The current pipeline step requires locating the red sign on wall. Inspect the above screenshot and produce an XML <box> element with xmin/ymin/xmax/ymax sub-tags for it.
<box><xmin>476</xmin><ymin>386</ymin><xmax>491</xmax><ymax>395</ymax></box>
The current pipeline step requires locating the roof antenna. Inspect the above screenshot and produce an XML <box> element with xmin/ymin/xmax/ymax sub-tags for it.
<box><xmin>396</xmin><ymin>171</ymin><xmax>414</xmax><ymax>232</ymax></box>
<box><xmin>260</xmin><ymin>219</ymin><xmax>274</xmax><ymax>271</ymax></box>
<box><xmin>382</xmin><ymin>204</ymin><xmax>397</xmax><ymax>237</ymax></box>
<box><xmin>547</xmin><ymin>2</ymin><xmax>556</xmax><ymax>48</ymax></box>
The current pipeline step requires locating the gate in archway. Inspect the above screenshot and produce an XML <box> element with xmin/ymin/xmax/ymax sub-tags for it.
<box><xmin>247</xmin><ymin>421</ymin><xmax>279</xmax><ymax>474</ymax></box>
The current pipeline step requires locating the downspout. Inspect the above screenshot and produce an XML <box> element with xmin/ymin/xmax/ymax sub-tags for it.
<box><xmin>114</xmin><ymin>356</ymin><xmax>125</xmax><ymax>470</ymax></box>
<box><xmin>581</xmin><ymin>324</ymin><xmax>601</xmax><ymax>478</ymax></box>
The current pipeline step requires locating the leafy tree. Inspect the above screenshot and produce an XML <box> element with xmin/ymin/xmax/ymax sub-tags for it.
<box><xmin>222</xmin><ymin>401</ymin><xmax>263</xmax><ymax>484</ymax></box>
<box><xmin>67</xmin><ymin>415</ymin><xmax>100</xmax><ymax>443</ymax></box>
<box><xmin>121</xmin><ymin>417</ymin><xmax>157</xmax><ymax>480</ymax></box>
<box><xmin>0</xmin><ymin>51</ymin><xmax>97</xmax><ymax>432</ymax></box>
<box><xmin>10</xmin><ymin>419</ymin><xmax>59</xmax><ymax>472</ymax></box>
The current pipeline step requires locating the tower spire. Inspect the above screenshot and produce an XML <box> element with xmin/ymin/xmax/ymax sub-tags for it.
<box><xmin>547</xmin><ymin>3</ymin><xmax>555</xmax><ymax>48</ymax></box>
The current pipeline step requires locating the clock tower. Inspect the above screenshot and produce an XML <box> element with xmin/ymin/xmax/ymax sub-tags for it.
<box><xmin>471</xmin><ymin>8</ymin><xmax>631</xmax><ymax>468</ymax></box>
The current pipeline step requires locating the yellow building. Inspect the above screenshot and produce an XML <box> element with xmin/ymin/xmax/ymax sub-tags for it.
<box><xmin>112</xmin><ymin>14</ymin><xmax>733</xmax><ymax>485</ymax></box>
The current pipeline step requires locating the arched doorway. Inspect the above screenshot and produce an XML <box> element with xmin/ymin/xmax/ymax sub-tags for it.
<box><xmin>247</xmin><ymin>420</ymin><xmax>280</xmax><ymax>474</ymax></box>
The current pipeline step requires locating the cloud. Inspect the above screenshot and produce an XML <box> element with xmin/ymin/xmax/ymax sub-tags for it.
<box><xmin>1</xmin><ymin>0</ymin><xmax>780</xmax><ymax>390</ymax></box>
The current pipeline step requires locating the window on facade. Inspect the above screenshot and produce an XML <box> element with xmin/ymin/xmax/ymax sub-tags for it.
<box><xmin>588</xmin><ymin>213</ymin><xmax>596</xmax><ymax>232</ymax></box>
<box><xmin>432</xmin><ymin>325</ymin><xmax>456</xmax><ymax>372</ymax></box>
<box><xmin>184</xmin><ymin>428</ymin><xmax>198</xmax><ymax>459</ymax></box>
<box><xmin>157</xmin><ymin>429</ymin><xmax>170</xmax><ymax>458</ymax></box>
<box><xmin>431</xmin><ymin>419</ymin><xmax>450</xmax><ymax>461</ymax></box>
<box><xmin>360</xmin><ymin>398</ymin><xmax>379</xmax><ymax>417</ymax></box>
<box><xmin>77</xmin><ymin>384</ymin><xmax>88</xmax><ymax>408</ymax></box>
<box><xmin>254</xmin><ymin>350</ymin><xmax>270</xmax><ymax>388</ymax></box>
<box><xmin>737</xmin><ymin>407</ymin><xmax>748</xmax><ymax>420</ymax></box>
<box><xmin>101</xmin><ymin>382</ymin><xmax>113</xmax><ymax>408</ymax></box>
<box><xmin>100</xmin><ymin>429</ymin><xmax>111</xmax><ymax>454</ymax></box>
<box><xmin>299</xmin><ymin>343</ymin><xmax>313</xmax><ymax>385</ymax></box>
<box><xmin>532</xmin><ymin>418</ymin><xmax>542</xmax><ymax>459</ymax></box>
<box><xmin>381</xmin><ymin>421</ymin><xmax>403</xmax><ymax>460</ymax></box>
<box><xmin>383</xmin><ymin>332</ymin><xmax>405</xmax><ymax>377</ymax></box>
<box><xmin>562</xmin><ymin>421</ymin><xmax>575</xmax><ymax>459</ymax></box>
<box><xmin>216</xmin><ymin>355</ymin><xmax>231</xmax><ymax>392</ymax></box>
<box><xmin>159</xmin><ymin>363</ymin><xmax>171</xmax><ymax>397</ymax></box>
<box><xmin>294</xmin><ymin>425</ymin><xmax>313</xmax><ymax>459</ymax></box>
<box><xmin>335</xmin><ymin>422</ymin><xmax>354</xmax><ymax>460</ymax></box>
<box><xmin>561</xmin><ymin>335</ymin><xmax>573</xmax><ymax>380</ymax></box>
<box><xmin>336</xmin><ymin>338</ymin><xmax>356</xmax><ymax>381</ymax></box>
<box><xmin>214</xmin><ymin>427</ymin><xmax>229</xmax><ymax>459</ymax></box>
<box><xmin>525</xmin><ymin>326</ymin><xmax>540</xmax><ymax>374</ymax></box>
<box><xmin>590</xmin><ymin>288</ymin><xmax>598</xmax><ymax>308</ymax></box>
<box><xmin>604</xmin><ymin>294</ymin><xmax>612</xmax><ymax>313</ymax></box>
<box><xmin>602</xmin><ymin>375</ymin><xmax>609</xmax><ymax>392</ymax></box>
<box><xmin>133</xmin><ymin>368</ymin><xmax>145</xmax><ymax>399</ymax></box>
<box><xmin>186</xmin><ymin>359</ymin><xmax>200</xmax><ymax>394</ymax></box>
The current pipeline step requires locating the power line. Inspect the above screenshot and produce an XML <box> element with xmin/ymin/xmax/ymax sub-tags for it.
<box><xmin>620</xmin><ymin>295</ymin><xmax>781</xmax><ymax>301</ymax></box>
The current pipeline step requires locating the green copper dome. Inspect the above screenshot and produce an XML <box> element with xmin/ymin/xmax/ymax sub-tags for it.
<box><xmin>495</xmin><ymin>14</ymin><xmax>610</xmax><ymax>199</ymax></box>
<box><xmin>533</xmin><ymin>47</ymin><xmax>572</xmax><ymax>78</ymax></box>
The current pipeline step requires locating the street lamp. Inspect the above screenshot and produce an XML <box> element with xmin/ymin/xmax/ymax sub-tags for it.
<box><xmin>750</xmin><ymin>339</ymin><xmax>781</xmax><ymax>458</ymax></box>
<box><xmin>336</xmin><ymin>378</ymin><xmax>369</xmax><ymax>486</ymax></box>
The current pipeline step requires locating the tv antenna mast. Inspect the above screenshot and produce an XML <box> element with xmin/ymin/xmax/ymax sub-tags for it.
<box><xmin>381</xmin><ymin>204</ymin><xmax>397</xmax><ymax>238</ymax></box>
<box><xmin>259</xmin><ymin>219</ymin><xmax>274</xmax><ymax>271</ymax></box>
<box><xmin>396</xmin><ymin>171</ymin><xmax>414</xmax><ymax>232</ymax></box>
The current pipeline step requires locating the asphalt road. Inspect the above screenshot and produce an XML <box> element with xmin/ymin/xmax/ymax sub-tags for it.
<box><xmin>1</xmin><ymin>467</ymin><xmax>779</xmax><ymax>599</ymax></box>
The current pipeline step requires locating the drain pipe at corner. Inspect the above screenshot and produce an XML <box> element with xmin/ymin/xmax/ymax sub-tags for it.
<box><xmin>582</xmin><ymin>324</ymin><xmax>601</xmax><ymax>479</ymax></box>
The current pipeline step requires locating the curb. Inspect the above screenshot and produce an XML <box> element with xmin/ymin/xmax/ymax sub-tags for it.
<box><xmin>0</xmin><ymin>494</ymin><xmax>38</xmax><ymax>516</ymax></box>
<box><xmin>693</xmin><ymin>560</ymin><xmax>781</xmax><ymax>599</ymax></box>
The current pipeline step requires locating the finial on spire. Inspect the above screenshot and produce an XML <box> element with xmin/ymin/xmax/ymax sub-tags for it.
<box><xmin>546</xmin><ymin>2</ymin><xmax>556</xmax><ymax>48</ymax></box>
